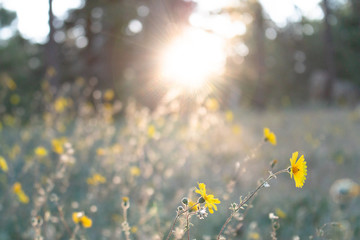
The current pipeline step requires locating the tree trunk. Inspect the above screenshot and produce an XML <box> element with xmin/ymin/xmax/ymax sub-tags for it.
<box><xmin>46</xmin><ymin>0</ymin><xmax>60</xmax><ymax>91</ymax></box>
<box><xmin>252</xmin><ymin>1</ymin><xmax>266</xmax><ymax>108</ymax></box>
<box><xmin>351</xmin><ymin>0</ymin><xmax>360</xmax><ymax>28</ymax></box>
<box><xmin>322</xmin><ymin>0</ymin><xmax>336</xmax><ymax>103</ymax></box>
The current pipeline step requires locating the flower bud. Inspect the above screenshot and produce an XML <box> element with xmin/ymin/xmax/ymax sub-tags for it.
<box><xmin>177</xmin><ymin>206</ymin><xmax>184</xmax><ymax>212</ymax></box>
<box><xmin>181</xmin><ymin>197</ymin><xmax>189</xmax><ymax>205</ymax></box>
<box><xmin>270</xmin><ymin>159</ymin><xmax>278</xmax><ymax>169</ymax></box>
<box><xmin>122</xmin><ymin>197</ymin><xmax>130</xmax><ymax>208</ymax></box>
<box><xmin>198</xmin><ymin>196</ymin><xmax>205</xmax><ymax>204</ymax></box>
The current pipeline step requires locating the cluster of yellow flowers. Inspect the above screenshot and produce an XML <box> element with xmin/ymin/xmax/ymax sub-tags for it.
<box><xmin>87</xmin><ymin>173</ymin><xmax>107</xmax><ymax>185</ymax></box>
<box><xmin>72</xmin><ymin>212</ymin><xmax>92</xmax><ymax>228</ymax></box>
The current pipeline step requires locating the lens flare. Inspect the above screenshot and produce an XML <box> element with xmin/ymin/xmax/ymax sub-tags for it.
<box><xmin>160</xmin><ymin>28</ymin><xmax>226</xmax><ymax>90</ymax></box>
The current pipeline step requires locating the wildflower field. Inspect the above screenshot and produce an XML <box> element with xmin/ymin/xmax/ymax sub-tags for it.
<box><xmin>1</xmin><ymin>83</ymin><xmax>360</xmax><ymax>240</ymax></box>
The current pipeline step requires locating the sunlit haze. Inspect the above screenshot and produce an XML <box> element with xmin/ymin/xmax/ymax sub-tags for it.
<box><xmin>0</xmin><ymin>0</ymin><xmax>323</xmax><ymax>43</ymax></box>
<box><xmin>194</xmin><ymin>0</ymin><xmax>323</xmax><ymax>28</ymax></box>
<box><xmin>160</xmin><ymin>28</ymin><xmax>226</xmax><ymax>90</ymax></box>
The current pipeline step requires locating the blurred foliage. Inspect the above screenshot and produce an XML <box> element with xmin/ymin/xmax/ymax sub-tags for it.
<box><xmin>0</xmin><ymin>0</ymin><xmax>360</xmax><ymax>116</ymax></box>
<box><xmin>0</xmin><ymin>7</ymin><xmax>16</xmax><ymax>27</ymax></box>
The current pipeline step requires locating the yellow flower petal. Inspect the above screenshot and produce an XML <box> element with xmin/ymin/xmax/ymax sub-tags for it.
<box><xmin>72</xmin><ymin>212</ymin><xmax>82</xmax><ymax>223</ymax></box>
<box><xmin>0</xmin><ymin>156</ymin><xmax>8</xmax><ymax>172</ymax></box>
<box><xmin>17</xmin><ymin>192</ymin><xmax>29</xmax><ymax>204</ymax></box>
<box><xmin>13</xmin><ymin>182</ymin><xmax>22</xmax><ymax>193</ymax></box>
<box><xmin>275</xmin><ymin>208</ymin><xmax>287</xmax><ymax>218</ymax></box>
<box><xmin>81</xmin><ymin>215</ymin><xmax>92</xmax><ymax>228</ymax></box>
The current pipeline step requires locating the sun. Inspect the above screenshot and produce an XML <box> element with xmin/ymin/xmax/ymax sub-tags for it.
<box><xmin>160</xmin><ymin>27</ymin><xmax>226</xmax><ymax>90</ymax></box>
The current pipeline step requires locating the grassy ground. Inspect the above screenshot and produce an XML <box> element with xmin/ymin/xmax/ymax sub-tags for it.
<box><xmin>0</xmin><ymin>96</ymin><xmax>359</xmax><ymax>240</ymax></box>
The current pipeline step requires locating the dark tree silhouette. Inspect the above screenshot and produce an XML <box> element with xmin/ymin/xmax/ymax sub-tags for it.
<box><xmin>322</xmin><ymin>0</ymin><xmax>336</xmax><ymax>102</ymax></box>
<box><xmin>45</xmin><ymin>0</ymin><xmax>60</xmax><ymax>90</ymax></box>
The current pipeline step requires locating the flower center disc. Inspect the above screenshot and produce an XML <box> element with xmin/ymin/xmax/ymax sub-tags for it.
<box><xmin>292</xmin><ymin>166</ymin><xmax>299</xmax><ymax>174</ymax></box>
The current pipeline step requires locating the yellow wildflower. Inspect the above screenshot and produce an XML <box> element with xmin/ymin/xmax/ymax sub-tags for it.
<box><xmin>130</xmin><ymin>166</ymin><xmax>141</xmax><ymax>177</ymax></box>
<box><xmin>35</xmin><ymin>146</ymin><xmax>48</xmax><ymax>157</ymax></box>
<box><xmin>131</xmin><ymin>226</ymin><xmax>138</xmax><ymax>233</ymax></box>
<box><xmin>93</xmin><ymin>173</ymin><xmax>106</xmax><ymax>183</ymax></box>
<box><xmin>103</xmin><ymin>102</ymin><xmax>113</xmax><ymax>112</ymax></box>
<box><xmin>4</xmin><ymin>114</ymin><xmax>15</xmax><ymax>126</ymax></box>
<box><xmin>205</xmin><ymin>98</ymin><xmax>219</xmax><ymax>112</ymax></box>
<box><xmin>46</xmin><ymin>66</ymin><xmax>56</xmax><ymax>78</ymax></box>
<box><xmin>87</xmin><ymin>173</ymin><xmax>106</xmax><ymax>185</ymax></box>
<box><xmin>147</xmin><ymin>125</ymin><xmax>156</xmax><ymax>138</ymax></box>
<box><xmin>10</xmin><ymin>94</ymin><xmax>20</xmax><ymax>105</ymax></box>
<box><xmin>72</xmin><ymin>212</ymin><xmax>92</xmax><ymax>228</ymax></box>
<box><xmin>289</xmin><ymin>151</ymin><xmax>307</xmax><ymax>188</ymax></box>
<box><xmin>195</xmin><ymin>183</ymin><xmax>221</xmax><ymax>214</ymax></box>
<box><xmin>72</xmin><ymin>212</ymin><xmax>82</xmax><ymax>223</ymax></box>
<box><xmin>248</xmin><ymin>232</ymin><xmax>260</xmax><ymax>240</ymax></box>
<box><xmin>4</xmin><ymin>75</ymin><xmax>16</xmax><ymax>90</ymax></box>
<box><xmin>275</xmin><ymin>208</ymin><xmax>287</xmax><ymax>219</ymax></box>
<box><xmin>13</xmin><ymin>182</ymin><xmax>29</xmax><ymax>204</ymax></box>
<box><xmin>263</xmin><ymin>127</ymin><xmax>277</xmax><ymax>145</ymax></box>
<box><xmin>225</xmin><ymin>110</ymin><xmax>234</xmax><ymax>122</ymax></box>
<box><xmin>13</xmin><ymin>182</ymin><xmax>22</xmax><ymax>193</ymax></box>
<box><xmin>232</xmin><ymin>124</ymin><xmax>241</xmax><ymax>135</ymax></box>
<box><xmin>81</xmin><ymin>215</ymin><xmax>92</xmax><ymax>228</ymax></box>
<box><xmin>54</xmin><ymin>97</ymin><xmax>68</xmax><ymax>113</ymax></box>
<box><xmin>0</xmin><ymin>156</ymin><xmax>8</xmax><ymax>172</ymax></box>
<box><xmin>96</xmin><ymin>148</ymin><xmax>106</xmax><ymax>156</ymax></box>
<box><xmin>104</xmin><ymin>89</ymin><xmax>115</xmax><ymax>101</ymax></box>
<box><xmin>17</xmin><ymin>192</ymin><xmax>30</xmax><ymax>204</ymax></box>
<box><xmin>52</xmin><ymin>138</ymin><xmax>67</xmax><ymax>154</ymax></box>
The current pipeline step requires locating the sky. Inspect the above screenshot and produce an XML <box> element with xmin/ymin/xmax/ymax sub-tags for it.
<box><xmin>0</xmin><ymin>0</ymin><xmax>323</xmax><ymax>44</ymax></box>
<box><xmin>0</xmin><ymin>0</ymin><xmax>83</xmax><ymax>43</ymax></box>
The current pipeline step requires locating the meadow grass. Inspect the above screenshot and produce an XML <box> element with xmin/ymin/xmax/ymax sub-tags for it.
<box><xmin>0</xmin><ymin>85</ymin><xmax>359</xmax><ymax>239</ymax></box>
